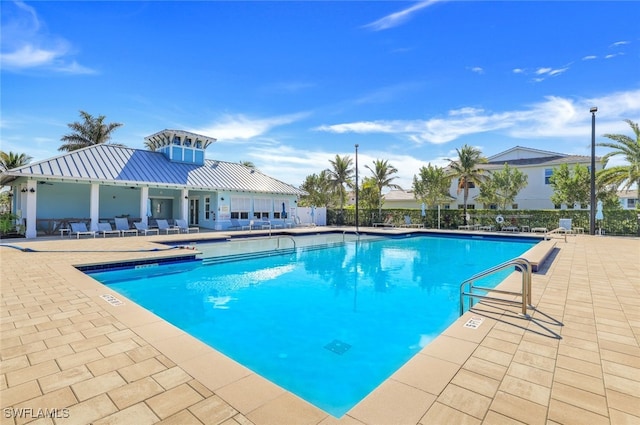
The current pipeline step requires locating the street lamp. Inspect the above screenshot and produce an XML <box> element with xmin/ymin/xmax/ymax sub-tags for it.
<box><xmin>355</xmin><ymin>144</ymin><xmax>359</xmax><ymax>232</ymax></box>
<box><xmin>590</xmin><ymin>106</ymin><xmax>597</xmax><ymax>235</ymax></box>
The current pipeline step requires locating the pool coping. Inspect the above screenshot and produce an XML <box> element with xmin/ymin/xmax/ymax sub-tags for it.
<box><xmin>2</xmin><ymin>227</ymin><xmax>638</xmax><ymax>424</ymax></box>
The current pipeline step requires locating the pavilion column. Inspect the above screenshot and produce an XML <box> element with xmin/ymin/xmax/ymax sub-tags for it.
<box><xmin>90</xmin><ymin>184</ymin><xmax>100</xmax><ymax>231</ymax></box>
<box><xmin>24</xmin><ymin>181</ymin><xmax>37</xmax><ymax>239</ymax></box>
<box><xmin>140</xmin><ymin>187</ymin><xmax>149</xmax><ymax>225</ymax></box>
<box><xmin>181</xmin><ymin>189</ymin><xmax>189</xmax><ymax>221</ymax></box>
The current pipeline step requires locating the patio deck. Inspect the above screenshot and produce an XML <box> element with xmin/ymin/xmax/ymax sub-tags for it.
<box><xmin>1</xmin><ymin>229</ymin><xmax>638</xmax><ymax>424</ymax></box>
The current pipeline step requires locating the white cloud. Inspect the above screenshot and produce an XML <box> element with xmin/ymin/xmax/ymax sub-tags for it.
<box><xmin>512</xmin><ymin>68</ymin><xmax>525</xmax><ymax>74</ymax></box>
<box><xmin>469</xmin><ymin>66</ymin><xmax>484</xmax><ymax>74</ymax></box>
<box><xmin>0</xmin><ymin>1</ymin><xmax>94</xmax><ymax>73</ymax></box>
<box><xmin>362</xmin><ymin>0</ymin><xmax>443</xmax><ymax>31</ymax></box>
<box><xmin>315</xmin><ymin>89</ymin><xmax>640</xmax><ymax>146</ymax></box>
<box><xmin>193</xmin><ymin>112</ymin><xmax>311</xmax><ymax>141</ymax></box>
<box><xmin>582</xmin><ymin>55</ymin><xmax>597</xmax><ymax>61</ymax></box>
<box><xmin>610</xmin><ymin>41</ymin><xmax>629</xmax><ymax>47</ymax></box>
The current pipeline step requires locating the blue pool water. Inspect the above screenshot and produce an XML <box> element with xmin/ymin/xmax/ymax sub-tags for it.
<box><xmin>88</xmin><ymin>233</ymin><xmax>536</xmax><ymax>417</ymax></box>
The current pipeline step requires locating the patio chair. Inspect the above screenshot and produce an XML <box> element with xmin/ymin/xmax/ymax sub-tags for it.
<box><xmin>559</xmin><ymin>218</ymin><xmax>572</xmax><ymax>234</ymax></box>
<box><xmin>402</xmin><ymin>215</ymin><xmax>424</xmax><ymax>228</ymax></box>
<box><xmin>115</xmin><ymin>217</ymin><xmax>138</xmax><ymax>236</ymax></box>
<box><xmin>373</xmin><ymin>215</ymin><xmax>396</xmax><ymax>227</ymax></box>
<box><xmin>175</xmin><ymin>219</ymin><xmax>199</xmax><ymax>233</ymax></box>
<box><xmin>134</xmin><ymin>221</ymin><xmax>159</xmax><ymax>236</ymax></box>
<box><xmin>70</xmin><ymin>222</ymin><xmax>96</xmax><ymax>238</ymax></box>
<box><xmin>156</xmin><ymin>219</ymin><xmax>180</xmax><ymax>234</ymax></box>
<box><xmin>97</xmin><ymin>222</ymin><xmax>120</xmax><ymax>238</ymax></box>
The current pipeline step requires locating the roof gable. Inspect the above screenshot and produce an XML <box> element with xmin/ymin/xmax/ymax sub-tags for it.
<box><xmin>488</xmin><ymin>146</ymin><xmax>567</xmax><ymax>162</ymax></box>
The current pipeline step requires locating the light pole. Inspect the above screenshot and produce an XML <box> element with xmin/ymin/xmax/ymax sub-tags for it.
<box><xmin>590</xmin><ymin>106</ymin><xmax>597</xmax><ymax>236</ymax></box>
<box><xmin>355</xmin><ymin>144</ymin><xmax>359</xmax><ymax>232</ymax></box>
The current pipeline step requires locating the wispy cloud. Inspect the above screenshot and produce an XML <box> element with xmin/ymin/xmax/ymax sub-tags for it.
<box><xmin>353</xmin><ymin>82</ymin><xmax>425</xmax><ymax>105</ymax></box>
<box><xmin>582</xmin><ymin>55</ymin><xmax>597</xmax><ymax>61</ymax></box>
<box><xmin>0</xmin><ymin>1</ymin><xmax>95</xmax><ymax>74</ymax></box>
<box><xmin>363</xmin><ymin>0</ymin><xmax>443</xmax><ymax>31</ymax></box>
<box><xmin>193</xmin><ymin>112</ymin><xmax>311</xmax><ymax>142</ymax></box>
<box><xmin>610</xmin><ymin>40</ymin><xmax>629</xmax><ymax>47</ymax></box>
<box><xmin>315</xmin><ymin>89</ymin><xmax>640</xmax><ymax>145</ymax></box>
<box><xmin>469</xmin><ymin>66</ymin><xmax>484</xmax><ymax>74</ymax></box>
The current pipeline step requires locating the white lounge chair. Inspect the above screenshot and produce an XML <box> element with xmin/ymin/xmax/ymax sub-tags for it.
<box><xmin>373</xmin><ymin>215</ymin><xmax>396</xmax><ymax>227</ymax></box>
<box><xmin>559</xmin><ymin>218</ymin><xmax>572</xmax><ymax>234</ymax></box>
<box><xmin>134</xmin><ymin>221</ymin><xmax>159</xmax><ymax>236</ymax></box>
<box><xmin>175</xmin><ymin>219</ymin><xmax>199</xmax><ymax>233</ymax></box>
<box><xmin>115</xmin><ymin>217</ymin><xmax>138</xmax><ymax>236</ymax></box>
<box><xmin>97</xmin><ymin>222</ymin><xmax>120</xmax><ymax>237</ymax></box>
<box><xmin>402</xmin><ymin>215</ymin><xmax>424</xmax><ymax>228</ymax></box>
<box><xmin>157</xmin><ymin>219</ymin><xmax>180</xmax><ymax>234</ymax></box>
<box><xmin>70</xmin><ymin>222</ymin><xmax>96</xmax><ymax>238</ymax></box>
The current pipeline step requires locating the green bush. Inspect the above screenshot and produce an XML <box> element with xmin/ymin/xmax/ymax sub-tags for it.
<box><xmin>330</xmin><ymin>208</ymin><xmax>639</xmax><ymax>236</ymax></box>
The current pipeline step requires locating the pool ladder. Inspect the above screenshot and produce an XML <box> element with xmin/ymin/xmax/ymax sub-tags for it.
<box><xmin>459</xmin><ymin>257</ymin><xmax>533</xmax><ymax>317</ymax></box>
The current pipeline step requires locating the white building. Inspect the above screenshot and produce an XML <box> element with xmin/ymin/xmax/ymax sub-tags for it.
<box><xmin>447</xmin><ymin>146</ymin><xmax>603</xmax><ymax>210</ymax></box>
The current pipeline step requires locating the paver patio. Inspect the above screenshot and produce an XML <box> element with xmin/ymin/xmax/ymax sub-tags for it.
<box><xmin>1</xmin><ymin>230</ymin><xmax>638</xmax><ymax>424</ymax></box>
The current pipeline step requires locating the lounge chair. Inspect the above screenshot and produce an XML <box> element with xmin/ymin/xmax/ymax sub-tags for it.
<box><xmin>559</xmin><ymin>218</ymin><xmax>572</xmax><ymax>234</ymax></box>
<box><xmin>115</xmin><ymin>217</ymin><xmax>138</xmax><ymax>236</ymax></box>
<box><xmin>70</xmin><ymin>222</ymin><xmax>96</xmax><ymax>238</ymax></box>
<box><xmin>402</xmin><ymin>215</ymin><xmax>424</xmax><ymax>228</ymax></box>
<box><xmin>97</xmin><ymin>222</ymin><xmax>120</xmax><ymax>237</ymax></box>
<box><xmin>157</xmin><ymin>219</ymin><xmax>180</xmax><ymax>234</ymax></box>
<box><xmin>134</xmin><ymin>221</ymin><xmax>159</xmax><ymax>236</ymax></box>
<box><xmin>175</xmin><ymin>219</ymin><xmax>199</xmax><ymax>233</ymax></box>
<box><xmin>373</xmin><ymin>215</ymin><xmax>396</xmax><ymax>227</ymax></box>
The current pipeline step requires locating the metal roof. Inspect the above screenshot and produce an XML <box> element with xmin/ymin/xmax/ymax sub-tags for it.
<box><xmin>0</xmin><ymin>144</ymin><xmax>306</xmax><ymax>196</ymax></box>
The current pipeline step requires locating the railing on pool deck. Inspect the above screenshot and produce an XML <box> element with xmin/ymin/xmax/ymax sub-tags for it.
<box><xmin>459</xmin><ymin>257</ymin><xmax>533</xmax><ymax>317</ymax></box>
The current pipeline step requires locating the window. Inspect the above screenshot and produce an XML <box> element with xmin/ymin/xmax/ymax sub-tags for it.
<box><xmin>512</xmin><ymin>203</ymin><xmax>518</xmax><ymax>210</ymax></box>
<box><xmin>628</xmin><ymin>198</ymin><xmax>637</xmax><ymax>208</ymax></box>
<box><xmin>544</xmin><ymin>169</ymin><xmax>553</xmax><ymax>184</ymax></box>
<box><xmin>253</xmin><ymin>198</ymin><xmax>272</xmax><ymax>219</ymax></box>
<box><xmin>274</xmin><ymin>199</ymin><xmax>289</xmax><ymax>219</ymax></box>
<box><xmin>231</xmin><ymin>197</ymin><xmax>250</xmax><ymax>219</ymax></box>
<box><xmin>458</xmin><ymin>204</ymin><xmax>475</xmax><ymax>210</ymax></box>
<box><xmin>489</xmin><ymin>204</ymin><xmax>498</xmax><ymax>210</ymax></box>
<box><xmin>205</xmin><ymin>197</ymin><xmax>211</xmax><ymax>220</ymax></box>
<box><xmin>173</xmin><ymin>136</ymin><xmax>181</xmax><ymax>145</ymax></box>
<box><xmin>184</xmin><ymin>138</ymin><xmax>192</xmax><ymax>147</ymax></box>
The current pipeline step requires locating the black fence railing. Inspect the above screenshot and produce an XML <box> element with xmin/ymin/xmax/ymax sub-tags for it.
<box><xmin>328</xmin><ymin>208</ymin><xmax>640</xmax><ymax>236</ymax></box>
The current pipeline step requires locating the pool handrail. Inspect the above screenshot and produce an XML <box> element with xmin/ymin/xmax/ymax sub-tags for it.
<box><xmin>459</xmin><ymin>257</ymin><xmax>532</xmax><ymax>317</ymax></box>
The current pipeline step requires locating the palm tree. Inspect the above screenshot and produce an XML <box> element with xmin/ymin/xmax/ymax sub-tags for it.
<box><xmin>365</xmin><ymin>159</ymin><xmax>402</xmax><ymax>218</ymax></box>
<box><xmin>597</xmin><ymin>119</ymin><xmax>640</xmax><ymax>194</ymax></box>
<box><xmin>446</xmin><ymin>145</ymin><xmax>488</xmax><ymax>224</ymax></box>
<box><xmin>0</xmin><ymin>151</ymin><xmax>33</xmax><ymax>171</ymax></box>
<box><xmin>59</xmin><ymin>110</ymin><xmax>124</xmax><ymax>152</ymax></box>
<box><xmin>327</xmin><ymin>154</ymin><xmax>354</xmax><ymax>223</ymax></box>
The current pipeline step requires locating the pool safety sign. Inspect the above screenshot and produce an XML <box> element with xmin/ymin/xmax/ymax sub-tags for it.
<box><xmin>463</xmin><ymin>316</ymin><xmax>484</xmax><ymax>329</ymax></box>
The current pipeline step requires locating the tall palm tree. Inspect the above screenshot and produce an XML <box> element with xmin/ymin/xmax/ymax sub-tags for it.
<box><xmin>365</xmin><ymin>159</ymin><xmax>402</xmax><ymax>217</ymax></box>
<box><xmin>0</xmin><ymin>151</ymin><xmax>32</xmax><ymax>171</ymax></box>
<box><xmin>59</xmin><ymin>110</ymin><xmax>123</xmax><ymax>152</ymax></box>
<box><xmin>327</xmin><ymin>154</ymin><xmax>354</xmax><ymax>222</ymax></box>
<box><xmin>597</xmin><ymin>119</ymin><xmax>640</xmax><ymax>194</ymax></box>
<box><xmin>446</xmin><ymin>144</ymin><xmax>488</xmax><ymax>224</ymax></box>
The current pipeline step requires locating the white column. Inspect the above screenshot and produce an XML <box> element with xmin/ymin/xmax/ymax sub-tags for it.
<box><xmin>25</xmin><ymin>181</ymin><xmax>37</xmax><ymax>238</ymax></box>
<box><xmin>90</xmin><ymin>184</ymin><xmax>100</xmax><ymax>231</ymax></box>
<box><xmin>181</xmin><ymin>188</ymin><xmax>189</xmax><ymax>221</ymax></box>
<box><xmin>140</xmin><ymin>187</ymin><xmax>149</xmax><ymax>224</ymax></box>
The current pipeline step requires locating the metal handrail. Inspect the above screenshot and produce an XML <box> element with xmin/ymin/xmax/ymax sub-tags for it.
<box><xmin>459</xmin><ymin>257</ymin><xmax>532</xmax><ymax>317</ymax></box>
<box><xmin>276</xmin><ymin>235</ymin><xmax>296</xmax><ymax>250</ymax></box>
<box><xmin>545</xmin><ymin>227</ymin><xmax>568</xmax><ymax>242</ymax></box>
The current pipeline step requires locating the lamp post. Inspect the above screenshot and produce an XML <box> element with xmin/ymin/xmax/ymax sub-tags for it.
<box><xmin>590</xmin><ymin>106</ymin><xmax>597</xmax><ymax>236</ymax></box>
<box><xmin>355</xmin><ymin>144</ymin><xmax>359</xmax><ymax>232</ymax></box>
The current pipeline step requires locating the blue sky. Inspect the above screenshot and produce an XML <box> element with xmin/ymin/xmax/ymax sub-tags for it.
<box><xmin>1</xmin><ymin>1</ymin><xmax>639</xmax><ymax>189</ymax></box>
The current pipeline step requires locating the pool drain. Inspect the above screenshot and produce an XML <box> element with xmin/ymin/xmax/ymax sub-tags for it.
<box><xmin>324</xmin><ymin>339</ymin><xmax>351</xmax><ymax>355</ymax></box>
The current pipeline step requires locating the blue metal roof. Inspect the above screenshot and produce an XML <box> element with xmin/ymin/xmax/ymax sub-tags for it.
<box><xmin>1</xmin><ymin>144</ymin><xmax>306</xmax><ymax>196</ymax></box>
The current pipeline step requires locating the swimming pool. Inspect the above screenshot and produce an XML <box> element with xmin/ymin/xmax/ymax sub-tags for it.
<box><xmin>88</xmin><ymin>233</ymin><xmax>537</xmax><ymax>417</ymax></box>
